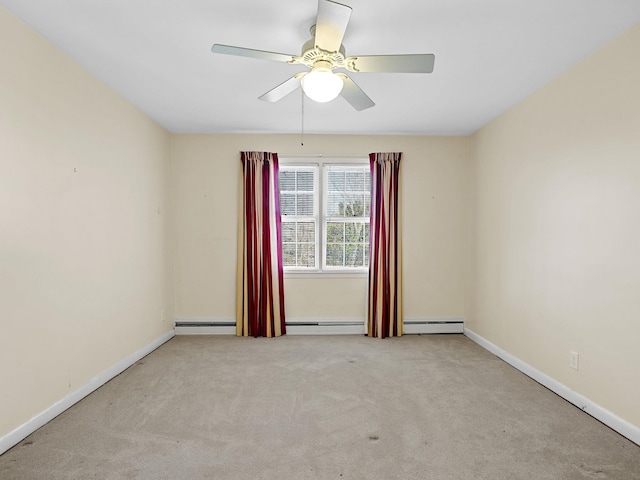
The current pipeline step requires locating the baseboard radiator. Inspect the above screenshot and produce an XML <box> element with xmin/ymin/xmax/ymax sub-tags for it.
<box><xmin>404</xmin><ymin>318</ymin><xmax>464</xmax><ymax>334</ymax></box>
<box><xmin>174</xmin><ymin>320</ymin><xmax>236</xmax><ymax>335</ymax></box>
<box><xmin>175</xmin><ymin>318</ymin><xmax>464</xmax><ymax>335</ymax></box>
<box><xmin>285</xmin><ymin>320</ymin><xmax>366</xmax><ymax>335</ymax></box>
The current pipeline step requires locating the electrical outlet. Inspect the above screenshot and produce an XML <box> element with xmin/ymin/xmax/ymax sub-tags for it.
<box><xmin>160</xmin><ymin>309</ymin><xmax>166</xmax><ymax>324</ymax></box>
<box><xmin>569</xmin><ymin>351</ymin><xmax>579</xmax><ymax>370</ymax></box>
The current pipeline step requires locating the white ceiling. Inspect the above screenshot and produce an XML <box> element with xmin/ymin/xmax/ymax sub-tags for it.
<box><xmin>3</xmin><ymin>0</ymin><xmax>640</xmax><ymax>136</ymax></box>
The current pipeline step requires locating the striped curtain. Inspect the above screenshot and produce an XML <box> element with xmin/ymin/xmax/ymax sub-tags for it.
<box><xmin>236</xmin><ymin>152</ymin><xmax>286</xmax><ymax>337</ymax></box>
<box><xmin>367</xmin><ymin>152</ymin><xmax>403</xmax><ymax>338</ymax></box>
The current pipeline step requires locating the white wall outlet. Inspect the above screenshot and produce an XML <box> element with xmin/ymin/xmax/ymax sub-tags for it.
<box><xmin>569</xmin><ymin>351</ymin><xmax>579</xmax><ymax>370</ymax></box>
<box><xmin>160</xmin><ymin>308</ymin><xmax>166</xmax><ymax>324</ymax></box>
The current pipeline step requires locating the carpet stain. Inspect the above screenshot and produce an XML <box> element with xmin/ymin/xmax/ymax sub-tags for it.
<box><xmin>578</xmin><ymin>464</ymin><xmax>608</xmax><ymax>479</ymax></box>
<box><xmin>21</xmin><ymin>441</ymin><xmax>33</xmax><ymax>447</ymax></box>
<box><xmin>368</xmin><ymin>435</ymin><xmax>379</xmax><ymax>441</ymax></box>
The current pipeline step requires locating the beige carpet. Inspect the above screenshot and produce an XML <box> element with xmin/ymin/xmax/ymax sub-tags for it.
<box><xmin>1</xmin><ymin>334</ymin><xmax>639</xmax><ymax>479</ymax></box>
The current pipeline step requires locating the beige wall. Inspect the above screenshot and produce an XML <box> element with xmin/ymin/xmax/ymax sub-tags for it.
<box><xmin>170</xmin><ymin>134</ymin><xmax>470</xmax><ymax>322</ymax></box>
<box><xmin>467</xmin><ymin>23</ymin><xmax>640</xmax><ymax>427</ymax></box>
<box><xmin>0</xmin><ymin>8</ymin><xmax>174</xmax><ymax>438</ymax></box>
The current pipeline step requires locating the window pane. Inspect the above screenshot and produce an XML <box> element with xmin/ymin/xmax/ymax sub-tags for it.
<box><xmin>326</xmin><ymin>244</ymin><xmax>344</xmax><ymax>266</ymax></box>
<box><xmin>346</xmin><ymin>171</ymin><xmax>364</xmax><ymax>191</ymax></box>
<box><xmin>279</xmin><ymin>170</ymin><xmax>295</xmax><ymax>191</ymax></box>
<box><xmin>297</xmin><ymin>171</ymin><xmax>314</xmax><ymax>191</ymax></box>
<box><xmin>326</xmin><ymin>222</ymin><xmax>344</xmax><ymax>242</ymax></box>
<box><xmin>327</xmin><ymin>170</ymin><xmax>345</xmax><ymax>192</ymax></box>
<box><xmin>344</xmin><ymin>195</ymin><xmax>365</xmax><ymax>216</ymax></box>
<box><xmin>345</xmin><ymin>244</ymin><xmax>363</xmax><ymax>267</ymax></box>
<box><xmin>282</xmin><ymin>244</ymin><xmax>296</xmax><ymax>266</ymax></box>
<box><xmin>281</xmin><ymin>222</ymin><xmax>296</xmax><ymax>243</ymax></box>
<box><xmin>280</xmin><ymin>194</ymin><xmax>296</xmax><ymax>216</ymax></box>
<box><xmin>326</xmin><ymin>193</ymin><xmax>345</xmax><ymax>216</ymax></box>
<box><xmin>297</xmin><ymin>193</ymin><xmax>314</xmax><ymax>216</ymax></box>
<box><xmin>297</xmin><ymin>222</ymin><xmax>315</xmax><ymax>242</ymax></box>
<box><xmin>345</xmin><ymin>222</ymin><xmax>365</xmax><ymax>242</ymax></box>
<box><xmin>297</xmin><ymin>243</ymin><xmax>315</xmax><ymax>267</ymax></box>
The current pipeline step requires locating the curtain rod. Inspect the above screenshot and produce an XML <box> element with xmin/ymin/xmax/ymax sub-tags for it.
<box><xmin>278</xmin><ymin>153</ymin><xmax>368</xmax><ymax>158</ymax></box>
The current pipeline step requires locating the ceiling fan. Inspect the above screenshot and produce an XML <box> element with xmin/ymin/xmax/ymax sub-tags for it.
<box><xmin>211</xmin><ymin>0</ymin><xmax>435</xmax><ymax>111</ymax></box>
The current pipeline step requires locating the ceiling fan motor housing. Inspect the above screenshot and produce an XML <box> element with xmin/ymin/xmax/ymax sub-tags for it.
<box><xmin>300</xmin><ymin>29</ymin><xmax>346</xmax><ymax>69</ymax></box>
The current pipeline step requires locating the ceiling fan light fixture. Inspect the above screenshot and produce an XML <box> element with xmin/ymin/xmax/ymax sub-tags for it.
<box><xmin>301</xmin><ymin>62</ymin><xmax>344</xmax><ymax>103</ymax></box>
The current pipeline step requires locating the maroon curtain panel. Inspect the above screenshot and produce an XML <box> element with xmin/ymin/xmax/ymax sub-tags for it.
<box><xmin>368</xmin><ymin>152</ymin><xmax>403</xmax><ymax>338</ymax></box>
<box><xmin>236</xmin><ymin>152</ymin><xmax>286</xmax><ymax>337</ymax></box>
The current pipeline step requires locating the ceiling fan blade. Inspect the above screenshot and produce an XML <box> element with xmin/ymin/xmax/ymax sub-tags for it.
<box><xmin>314</xmin><ymin>0</ymin><xmax>352</xmax><ymax>52</ymax></box>
<box><xmin>337</xmin><ymin>74</ymin><xmax>375</xmax><ymax>111</ymax></box>
<box><xmin>259</xmin><ymin>73</ymin><xmax>306</xmax><ymax>102</ymax></box>
<box><xmin>345</xmin><ymin>54</ymin><xmax>435</xmax><ymax>73</ymax></box>
<box><xmin>211</xmin><ymin>44</ymin><xmax>298</xmax><ymax>64</ymax></box>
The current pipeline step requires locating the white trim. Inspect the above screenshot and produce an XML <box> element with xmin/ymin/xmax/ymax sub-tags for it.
<box><xmin>464</xmin><ymin>328</ymin><xmax>640</xmax><ymax>447</ymax></box>
<box><xmin>284</xmin><ymin>271</ymin><xmax>368</xmax><ymax>279</ymax></box>
<box><xmin>0</xmin><ymin>330</ymin><xmax>175</xmax><ymax>456</ymax></box>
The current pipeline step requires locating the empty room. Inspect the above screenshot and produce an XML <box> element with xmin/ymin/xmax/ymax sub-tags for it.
<box><xmin>1</xmin><ymin>0</ymin><xmax>639</xmax><ymax>478</ymax></box>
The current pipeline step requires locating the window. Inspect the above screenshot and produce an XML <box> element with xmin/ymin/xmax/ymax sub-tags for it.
<box><xmin>279</xmin><ymin>166</ymin><xmax>318</xmax><ymax>268</ymax></box>
<box><xmin>324</xmin><ymin>165</ymin><xmax>371</xmax><ymax>269</ymax></box>
<box><xmin>279</xmin><ymin>159</ymin><xmax>370</xmax><ymax>273</ymax></box>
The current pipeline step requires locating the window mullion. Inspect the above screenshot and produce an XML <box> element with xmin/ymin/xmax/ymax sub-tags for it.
<box><xmin>319</xmin><ymin>164</ymin><xmax>325</xmax><ymax>271</ymax></box>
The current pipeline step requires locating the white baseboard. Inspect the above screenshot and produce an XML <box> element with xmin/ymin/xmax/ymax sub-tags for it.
<box><xmin>0</xmin><ymin>330</ymin><xmax>175</xmax><ymax>456</ymax></box>
<box><xmin>464</xmin><ymin>328</ymin><xmax>640</xmax><ymax>447</ymax></box>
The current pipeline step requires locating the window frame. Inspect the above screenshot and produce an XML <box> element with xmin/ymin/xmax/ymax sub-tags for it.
<box><xmin>279</xmin><ymin>156</ymin><xmax>370</xmax><ymax>277</ymax></box>
<box><xmin>278</xmin><ymin>164</ymin><xmax>320</xmax><ymax>272</ymax></box>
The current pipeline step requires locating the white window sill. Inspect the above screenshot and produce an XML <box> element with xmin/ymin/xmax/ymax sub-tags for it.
<box><xmin>284</xmin><ymin>270</ymin><xmax>368</xmax><ymax>279</ymax></box>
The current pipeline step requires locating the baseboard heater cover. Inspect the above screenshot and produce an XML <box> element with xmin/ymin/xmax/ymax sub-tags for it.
<box><xmin>403</xmin><ymin>318</ymin><xmax>464</xmax><ymax>334</ymax></box>
<box><xmin>175</xmin><ymin>319</ymin><xmax>366</xmax><ymax>335</ymax></box>
<box><xmin>175</xmin><ymin>318</ymin><xmax>464</xmax><ymax>335</ymax></box>
<box><xmin>286</xmin><ymin>320</ymin><xmax>366</xmax><ymax>335</ymax></box>
<box><xmin>174</xmin><ymin>320</ymin><xmax>236</xmax><ymax>335</ymax></box>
